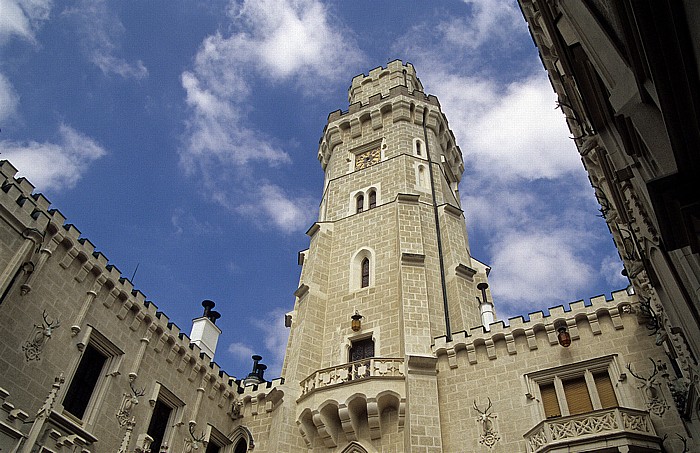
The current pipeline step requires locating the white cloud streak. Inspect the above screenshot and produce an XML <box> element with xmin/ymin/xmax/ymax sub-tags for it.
<box><xmin>0</xmin><ymin>124</ymin><xmax>107</xmax><ymax>191</ymax></box>
<box><xmin>181</xmin><ymin>0</ymin><xmax>362</xmax><ymax>233</ymax></box>
<box><xmin>0</xmin><ymin>73</ymin><xmax>19</xmax><ymax>122</ymax></box>
<box><xmin>62</xmin><ymin>0</ymin><xmax>147</xmax><ymax>79</ymax></box>
<box><xmin>0</xmin><ymin>0</ymin><xmax>51</xmax><ymax>44</ymax></box>
<box><xmin>227</xmin><ymin>308</ymin><xmax>289</xmax><ymax>378</ymax></box>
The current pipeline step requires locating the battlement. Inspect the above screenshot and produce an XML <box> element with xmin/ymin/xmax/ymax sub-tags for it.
<box><xmin>348</xmin><ymin>60</ymin><xmax>423</xmax><ymax>106</ymax></box>
<box><xmin>433</xmin><ymin>290</ymin><xmax>638</xmax><ymax>365</ymax></box>
<box><xmin>0</xmin><ymin>160</ymin><xmax>254</xmax><ymax>395</ymax></box>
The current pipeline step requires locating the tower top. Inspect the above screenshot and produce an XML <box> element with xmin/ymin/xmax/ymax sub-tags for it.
<box><xmin>348</xmin><ymin>60</ymin><xmax>423</xmax><ymax>105</ymax></box>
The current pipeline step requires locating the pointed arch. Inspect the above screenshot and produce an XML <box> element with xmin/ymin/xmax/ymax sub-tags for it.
<box><xmin>341</xmin><ymin>441</ymin><xmax>369</xmax><ymax>453</ymax></box>
<box><xmin>229</xmin><ymin>426</ymin><xmax>254</xmax><ymax>452</ymax></box>
<box><xmin>350</xmin><ymin>248</ymin><xmax>375</xmax><ymax>291</ymax></box>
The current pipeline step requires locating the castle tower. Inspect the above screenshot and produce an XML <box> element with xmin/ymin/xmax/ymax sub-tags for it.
<box><xmin>279</xmin><ymin>61</ymin><xmax>494</xmax><ymax>452</ymax></box>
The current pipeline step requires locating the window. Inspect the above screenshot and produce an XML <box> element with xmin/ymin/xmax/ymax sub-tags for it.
<box><xmin>63</xmin><ymin>328</ymin><xmax>122</xmax><ymax>422</ymax></box>
<box><xmin>205</xmin><ymin>425</ymin><xmax>231</xmax><ymax>453</ymax></box>
<box><xmin>526</xmin><ymin>356</ymin><xmax>621</xmax><ymax>420</ymax></box>
<box><xmin>146</xmin><ymin>384</ymin><xmax>184</xmax><ymax>452</ymax></box>
<box><xmin>356</xmin><ymin>194</ymin><xmax>364</xmax><ymax>213</ymax></box>
<box><xmin>349</xmin><ymin>338</ymin><xmax>374</xmax><ymax>362</ymax></box>
<box><xmin>63</xmin><ymin>344</ymin><xmax>107</xmax><ymax>419</ymax></box>
<box><xmin>361</xmin><ymin>258</ymin><xmax>370</xmax><ymax>288</ymax></box>
<box><xmin>234</xmin><ymin>439</ymin><xmax>248</xmax><ymax>453</ymax></box>
<box><xmin>413</xmin><ymin>138</ymin><xmax>425</xmax><ymax>157</ymax></box>
<box><xmin>368</xmin><ymin>190</ymin><xmax>376</xmax><ymax>209</ymax></box>
<box><xmin>147</xmin><ymin>398</ymin><xmax>173</xmax><ymax>452</ymax></box>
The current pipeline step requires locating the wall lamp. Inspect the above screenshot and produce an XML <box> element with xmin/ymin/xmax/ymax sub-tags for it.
<box><xmin>351</xmin><ymin>311</ymin><xmax>363</xmax><ymax>332</ymax></box>
<box><xmin>557</xmin><ymin>325</ymin><xmax>572</xmax><ymax>348</ymax></box>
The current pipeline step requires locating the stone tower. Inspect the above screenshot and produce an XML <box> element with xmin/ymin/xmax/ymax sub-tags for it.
<box><xmin>279</xmin><ymin>60</ymin><xmax>494</xmax><ymax>452</ymax></box>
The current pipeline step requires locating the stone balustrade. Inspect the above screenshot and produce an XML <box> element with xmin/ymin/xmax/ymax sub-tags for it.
<box><xmin>299</xmin><ymin>357</ymin><xmax>404</xmax><ymax>399</ymax></box>
<box><xmin>525</xmin><ymin>407</ymin><xmax>661</xmax><ymax>453</ymax></box>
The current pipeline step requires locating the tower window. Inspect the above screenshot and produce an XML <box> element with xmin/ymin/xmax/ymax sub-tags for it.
<box><xmin>414</xmin><ymin>138</ymin><xmax>425</xmax><ymax>157</ymax></box>
<box><xmin>368</xmin><ymin>190</ymin><xmax>376</xmax><ymax>209</ymax></box>
<box><xmin>416</xmin><ymin>141</ymin><xmax>422</xmax><ymax>156</ymax></box>
<box><xmin>349</xmin><ymin>337</ymin><xmax>375</xmax><ymax>362</ymax></box>
<box><xmin>361</xmin><ymin>258</ymin><xmax>370</xmax><ymax>288</ymax></box>
<box><xmin>356</xmin><ymin>194</ymin><xmax>364</xmax><ymax>213</ymax></box>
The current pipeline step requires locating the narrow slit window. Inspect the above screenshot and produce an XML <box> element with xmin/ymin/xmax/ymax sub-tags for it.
<box><xmin>361</xmin><ymin>258</ymin><xmax>370</xmax><ymax>288</ymax></box>
<box><xmin>356</xmin><ymin>194</ymin><xmax>364</xmax><ymax>213</ymax></box>
<box><xmin>368</xmin><ymin>190</ymin><xmax>376</xmax><ymax>209</ymax></box>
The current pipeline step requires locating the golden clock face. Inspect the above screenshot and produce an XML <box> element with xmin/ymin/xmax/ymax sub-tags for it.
<box><xmin>355</xmin><ymin>148</ymin><xmax>381</xmax><ymax>170</ymax></box>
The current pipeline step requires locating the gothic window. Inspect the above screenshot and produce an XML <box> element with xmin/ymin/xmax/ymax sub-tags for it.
<box><xmin>234</xmin><ymin>439</ymin><xmax>248</xmax><ymax>453</ymax></box>
<box><xmin>368</xmin><ymin>190</ymin><xmax>376</xmax><ymax>209</ymax></box>
<box><xmin>62</xmin><ymin>329</ymin><xmax>122</xmax><ymax>422</ymax></box>
<box><xmin>414</xmin><ymin>138</ymin><xmax>425</xmax><ymax>157</ymax></box>
<box><xmin>356</xmin><ymin>193</ymin><xmax>364</xmax><ymax>213</ymax></box>
<box><xmin>350</xmin><ymin>248</ymin><xmax>374</xmax><ymax>290</ymax></box>
<box><xmin>417</xmin><ymin>165</ymin><xmax>429</xmax><ymax>188</ymax></box>
<box><xmin>526</xmin><ymin>356</ymin><xmax>620</xmax><ymax>420</ymax></box>
<box><xmin>361</xmin><ymin>258</ymin><xmax>370</xmax><ymax>288</ymax></box>
<box><xmin>349</xmin><ymin>337</ymin><xmax>374</xmax><ymax>362</ymax></box>
<box><xmin>205</xmin><ymin>425</ymin><xmax>231</xmax><ymax>453</ymax></box>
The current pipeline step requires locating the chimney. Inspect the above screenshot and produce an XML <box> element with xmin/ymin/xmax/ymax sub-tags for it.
<box><xmin>243</xmin><ymin>355</ymin><xmax>267</xmax><ymax>386</ymax></box>
<box><xmin>190</xmin><ymin>300</ymin><xmax>222</xmax><ymax>359</ymax></box>
<box><xmin>477</xmin><ymin>283</ymin><xmax>495</xmax><ymax>331</ymax></box>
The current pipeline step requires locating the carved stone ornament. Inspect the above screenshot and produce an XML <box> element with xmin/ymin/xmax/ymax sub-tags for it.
<box><xmin>628</xmin><ymin>359</ymin><xmax>669</xmax><ymax>417</ymax></box>
<box><xmin>22</xmin><ymin>310</ymin><xmax>60</xmax><ymax>361</ymax></box>
<box><xmin>473</xmin><ymin>398</ymin><xmax>500</xmax><ymax>448</ymax></box>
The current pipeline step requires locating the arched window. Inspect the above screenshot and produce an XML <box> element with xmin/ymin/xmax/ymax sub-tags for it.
<box><xmin>361</xmin><ymin>258</ymin><xmax>370</xmax><ymax>288</ymax></box>
<box><xmin>233</xmin><ymin>439</ymin><xmax>247</xmax><ymax>453</ymax></box>
<box><xmin>416</xmin><ymin>141</ymin><xmax>422</xmax><ymax>156</ymax></box>
<box><xmin>414</xmin><ymin>138</ymin><xmax>425</xmax><ymax>157</ymax></box>
<box><xmin>368</xmin><ymin>190</ymin><xmax>376</xmax><ymax>209</ymax></box>
<box><xmin>356</xmin><ymin>194</ymin><xmax>364</xmax><ymax>213</ymax></box>
<box><xmin>418</xmin><ymin>165</ymin><xmax>428</xmax><ymax>188</ymax></box>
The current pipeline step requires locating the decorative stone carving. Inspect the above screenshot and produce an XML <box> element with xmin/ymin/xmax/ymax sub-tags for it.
<box><xmin>628</xmin><ymin>359</ymin><xmax>669</xmax><ymax>417</ymax></box>
<box><xmin>473</xmin><ymin>398</ymin><xmax>500</xmax><ymax>448</ymax></box>
<box><xmin>22</xmin><ymin>310</ymin><xmax>60</xmax><ymax>361</ymax></box>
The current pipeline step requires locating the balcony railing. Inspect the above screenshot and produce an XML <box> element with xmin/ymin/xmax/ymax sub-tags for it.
<box><xmin>524</xmin><ymin>407</ymin><xmax>660</xmax><ymax>453</ymax></box>
<box><xmin>299</xmin><ymin>357</ymin><xmax>405</xmax><ymax>399</ymax></box>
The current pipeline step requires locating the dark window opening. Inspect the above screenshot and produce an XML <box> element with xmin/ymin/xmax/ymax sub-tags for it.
<box><xmin>349</xmin><ymin>338</ymin><xmax>374</xmax><ymax>362</ymax></box>
<box><xmin>63</xmin><ymin>343</ymin><xmax>108</xmax><ymax>419</ymax></box>
<box><xmin>234</xmin><ymin>439</ymin><xmax>248</xmax><ymax>453</ymax></box>
<box><xmin>147</xmin><ymin>398</ymin><xmax>173</xmax><ymax>453</ymax></box>
<box><xmin>206</xmin><ymin>442</ymin><xmax>222</xmax><ymax>453</ymax></box>
<box><xmin>368</xmin><ymin>190</ymin><xmax>376</xmax><ymax>209</ymax></box>
<box><xmin>416</xmin><ymin>141</ymin><xmax>422</xmax><ymax>156</ymax></box>
<box><xmin>356</xmin><ymin>194</ymin><xmax>364</xmax><ymax>213</ymax></box>
<box><xmin>361</xmin><ymin>258</ymin><xmax>370</xmax><ymax>288</ymax></box>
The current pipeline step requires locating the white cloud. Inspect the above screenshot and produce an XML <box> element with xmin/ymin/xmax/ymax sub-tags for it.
<box><xmin>488</xmin><ymin>231</ymin><xmax>595</xmax><ymax>316</ymax></box>
<box><xmin>427</xmin><ymin>71</ymin><xmax>582</xmax><ymax>182</ymax></box>
<box><xmin>0</xmin><ymin>0</ymin><xmax>51</xmax><ymax>44</ymax></box>
<box><xmin>600</xmin><ymin>253</ymin><xmax>628</xmax><ymax>287</ymax></box>
<box><xmin>62</xmin><ymin>0</ymin><xmax>147</xmax><ymax>80</ymax></box>
<box><xmin>236</xmin><ymin>184</ymin><xmax>316</xmax><ymax>234</ymax></box>
<box><xmin>0</xmin><ymin>124</ymin><xmax>106</xmax><ymax>190</ymax></box>
<box><xmin>0</xmin><ymin>72</ymin><xmax>19</xmax><ymax>121</ymax></box>
<box><xmin>181</xmin><ymin>0</ymin><xmax>362</xmax><ymax>233</ymax></box>
<box><xmin>227</xmin><ymin>308</ymin><xmax>290</xmax><ymax>378</ymax></box>
<box><xmin>438</xmin><ymin>0</ymin><xmax>523</xmax><ymax>51</ymax></box>
<box><xmin>228</xmin><ymin>342</ymin><xmax>255</xmax><ymax>363</ymax></box>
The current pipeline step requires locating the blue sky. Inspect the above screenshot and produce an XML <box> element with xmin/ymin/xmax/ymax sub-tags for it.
<box><xmin>0</xmin><ymin>0</ymin><xmax>627</xmax><ymax>378</ymax></box>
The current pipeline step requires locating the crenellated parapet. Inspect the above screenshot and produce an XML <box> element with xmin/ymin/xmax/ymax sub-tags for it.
<box><xmin>317</xmin><ymin>83</ymin><xmax>463</xmax><ymax>183</ymax></box>
<box><xmin>0</xmin><ymin>160</ymin><xmax>247</xmax><ymax>410</ymax></box>
<box><xmin>433</xmin><ymin>290</ymin><xmax>636</xmax><ymax>366</ymax></box>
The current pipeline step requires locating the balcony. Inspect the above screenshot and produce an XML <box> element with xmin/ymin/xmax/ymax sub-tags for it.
<box><xmin>524</xmin><ymin>407</ymin><xmax>662</xmax><ymax>453</ymax></box>
<box><xmin>299</xmin><ymin>357</ymin><xmax>404</xmax><ymax>400</ymax></box>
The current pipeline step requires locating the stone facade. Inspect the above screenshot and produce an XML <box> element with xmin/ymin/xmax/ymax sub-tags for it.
<box><xmin>0</xmin><ymin>59</ymin><xmax>696</xmax><ymax>452</ymax></box>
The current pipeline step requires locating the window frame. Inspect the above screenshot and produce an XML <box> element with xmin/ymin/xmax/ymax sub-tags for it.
<box><xmin>146</xmin><ymin>383</ymin><xmax>185</xmax><ymax>451</ymax></box>
<box><xmin>524</xmin><ymin>355</ymin><xmax>623</xmax><ymax>420</ymax></box>
<box><xmin>62</xmin><ymin>327</ymin><xmax>123</xmax><ymax>426</ymax></box>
